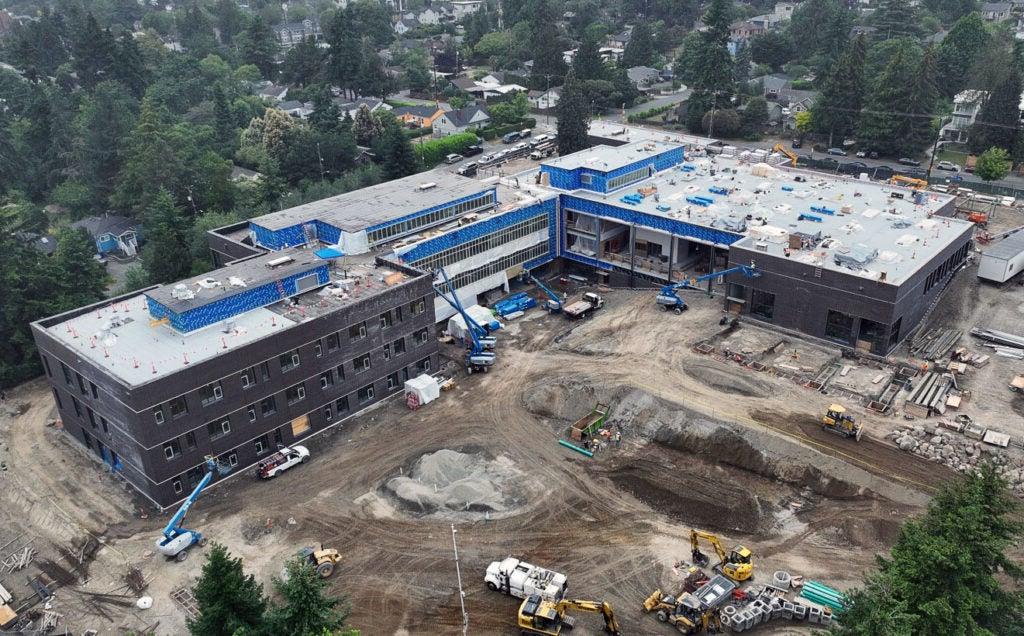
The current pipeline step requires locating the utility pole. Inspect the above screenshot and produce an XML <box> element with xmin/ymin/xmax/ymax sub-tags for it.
<box><xmin>451</xmin><ymin>524</ymin><xmax>468</xmax><ymax>636</ymax></box>
<box><xmin>926</xmin><ymin>115</ymin><xmax>949</xmax><ymax>183</ymax></box>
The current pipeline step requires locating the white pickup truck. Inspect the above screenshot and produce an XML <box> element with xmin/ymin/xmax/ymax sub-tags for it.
<box><xmin>485</xmin><ymin>557</ymin><xmax>568</xmax><ymax>601</ymax></box>
<box><xmin>256</xmin><ymin>445</ymin><xmax>309</xmax><ymax>479</ymax></box>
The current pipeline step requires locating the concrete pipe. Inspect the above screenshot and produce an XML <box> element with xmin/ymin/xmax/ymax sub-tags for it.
<box><xmin>773</xmin><ymin>570</ymin><xmax>792</xmax><ymax>588</ymax></box>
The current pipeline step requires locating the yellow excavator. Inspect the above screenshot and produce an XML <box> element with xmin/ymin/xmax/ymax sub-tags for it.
<box><xmin>517</xmin><ymin>594</ymin><xmax>621</xmax><ymax>635</ymax></box>
<box><xmin>889</xmin><ymin>175</ymin><xmax>928</xmax><ymax>190</ymax></box>
<box><xmin>690</xmin><ymin>530</ymin><xmax>753</xmax><ymax>583</ymax></box>
<box><xmin>821</xmin><ymin>404</ymin><xmax>864</xmax><ymax>441</ymax></box>
<box><xmin>772</xmin><ymin>143</ymin><xmax>798</xmax><ymax>167</ymax></box>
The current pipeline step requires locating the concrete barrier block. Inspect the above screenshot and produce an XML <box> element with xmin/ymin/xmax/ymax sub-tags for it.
<box><xmin>808</xmin><ymin>607</ymin><xmax>822</xmax><ymax>624</ymax></box>
<box><xmin>782</xmin><ymin>601</ymin><xmax>795</xmax><ymax>620</ymax></box>
<box><xmin>792</xmin><ymin>603</ymin><xmax>807</xmax><ymax>620</ymax></box>
<box><xmin>820</xmin><ymin>612</ymin><xmax>832</xmax><ymax>627</ymax></box>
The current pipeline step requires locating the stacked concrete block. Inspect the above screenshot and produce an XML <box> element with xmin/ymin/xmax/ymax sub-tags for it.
<box><xmin>820</xmin><ymin>609</ymin><xmax>833</xmax><ymax>627</ymax></box>
<box><xmin>808</xmin><ymin>606</ymin><xmax>823</xmax><ymax>624</ymax></box>
<box><xmin>791</xmin><ymin>602</ymin><xmax>808</xmax><ymax>620</ymax></box>
<box><xmin>782</xmin><ymin>600</ymin><xmax>795</xmax><ymax>620</ymax></box>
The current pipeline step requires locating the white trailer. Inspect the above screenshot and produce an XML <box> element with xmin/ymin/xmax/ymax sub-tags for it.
<box><xmin>978</xmin><ymin>232</ymin><xmax>1024</xmax><ymax>283</ymax></box>
<box><xmin>484</xmin><ymin>558</ymin><xmax>568</xmax><ymax>601</ymax></box>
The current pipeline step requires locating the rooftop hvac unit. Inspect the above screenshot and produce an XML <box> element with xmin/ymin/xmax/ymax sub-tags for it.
<box><xmin>417</xmin><ymin>182</ymin><xmax>437</xmax><ymax>191</ymax></box>
<box><xmin>267</xmin><ymin>256</ymin><xmax>294</xmax><ymax>267</ymax></box>
<box><xmin>171</xmin><ymin>284</ymin><xmax>195</xmax><ymax>300</ymax></box>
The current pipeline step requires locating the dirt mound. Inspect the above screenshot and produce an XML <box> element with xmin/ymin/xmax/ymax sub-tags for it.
<box><xmin>812</xmin><ymin>517</ymin><xmax>902</xmax><ymax>548</ymax></box>
<box><xmin>683</xmin><ymin>363</ymin><xmax>770</xmax><ymax>398</ymax></box>
<box><xmin>385</xmin><ymin>450</ymin><xmax>527</xmax><ymax>518</ymax></box>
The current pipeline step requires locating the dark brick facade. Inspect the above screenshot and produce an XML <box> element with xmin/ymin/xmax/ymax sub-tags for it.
<box><xmin>31</xmin><ymin>264</ymin><xmax>439</xmax><ymax>508</ymax></box>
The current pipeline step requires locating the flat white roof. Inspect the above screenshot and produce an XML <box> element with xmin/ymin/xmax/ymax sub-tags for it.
<box><xmin>541</xmin><ymin>140</ymin><xmax>679</xmax><ymax>173</ymax></box>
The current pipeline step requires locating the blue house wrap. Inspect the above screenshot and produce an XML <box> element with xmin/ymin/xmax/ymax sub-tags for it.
<box><xmin>146</xmin><ymin>264</ymin><xmax>330</xmax><ymax>333</ymax></box>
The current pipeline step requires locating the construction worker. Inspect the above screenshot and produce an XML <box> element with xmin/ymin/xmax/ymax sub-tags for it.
<box><xmin>614</xmin><ymin>430</ymin><xmax>621</xmax><ymax>448</ymax></box>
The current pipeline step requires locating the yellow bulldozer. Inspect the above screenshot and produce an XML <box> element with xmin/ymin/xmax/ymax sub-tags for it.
<box><xmin>690</xmin><ymin>530</ymin><xmax>753</xmax><ymax>583</ymax></box>
<box><xmin>517</xmin><ymin>594</ymin><xmax>621</xmax><ymax>635</ymax></box>
<box><xmin>298</xmin><ymin>545</ymin><xmax>343</xmax><ymax>578</ymax></box>
<box><xmin>821</xmin><ymin>404</ymin><xmax>863</xmax><ymax>441</ymax></box>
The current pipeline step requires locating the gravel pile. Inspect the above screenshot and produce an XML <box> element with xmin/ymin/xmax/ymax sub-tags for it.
<box><xmin>385</xmin><ymin>449</ymin><xmax>524</xmax><ymax>516</ymax></box>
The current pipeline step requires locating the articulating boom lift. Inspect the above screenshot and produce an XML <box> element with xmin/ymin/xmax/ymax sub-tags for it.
<box><xmin>656</xmin><ymin>263</ymin><xmax>760</xmax><ymax>314</ymax></box>
<box><xmin>434</xmin><ymin>268</ymin><xmax>497</xmax><ymax>374</ymax></box>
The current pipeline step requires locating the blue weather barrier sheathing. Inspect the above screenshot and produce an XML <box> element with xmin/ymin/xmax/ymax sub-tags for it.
<box><xmin>680</xmin><ymin>164</ymin><xmax>696</xmax><ymax>172</ymax></box>
<box><xmin>541</xmin><ymin>146</ymin><xmax>684</xmax><ymax>193</ymax></box>
<box><xmin>365</xmin><ymin>188</ymin><xmax>497</xmax><ymax>238</ymax></box>
<box><xmin>561</xmin><ymin>195</ymin><xmax>743</xmax><ymax>247</ymax></box>
<box><xmin>656</xmin><ymin>204</ymin><xmax>671</xmax><ymax>212</ymax></box>
<box><xmin>709</xmin><ymin>186</ymin><xmax>729</xmax><ymax>195</ymax></box>
<box><xmin>810</xmin><ymin>205</ymin><xmax>835</xmax><ymax>215</ymax></box>
<box><xmin>781</xmin><ymin>185</ymin><xmax>794</xmax><ymax>192</ymax></box>
<box><xmin>146</xmin><ymin>264</ymin><xmax>330</xmax><ymax>333</ymax></box>
<box><xmin>798</xmin><ymin>213</ymin><xmax>823</xmax><ymax>223</ymax></box>
<box><xmin>399</xmin><ymin>198</ymin><xmax>557</xmax><ymax>264</ymax></box>
<box><xmin>686</xmin><ymin>197</ymin><xmax>711</xmax><ymax>207</ymax></box>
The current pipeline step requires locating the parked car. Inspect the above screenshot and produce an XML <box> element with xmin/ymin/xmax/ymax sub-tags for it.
<box><xmin>820</xmin><ymin>157</ymin><xmax>840</xmax><ymax>170</ymax></box>
<box><xmin>502</xmin><ymin>132</ymin><xmax>520</xmax><ymax>144</ymax></box>
<box><xmin>530</xmin><ymin>134</ymin><xmax>553</xmax><ymax>147</ymax></box>
<box><xmin>512</xmin><ymin>142</ymin><xmax>528</xmax><ymax>153</ymax></box>
<box><xmin>898</xmin><ymin>157</ymin><xmax>922</xmax><ymax>167</ymax></box>
<box><xmin>791</xmin><ymin>138</ymin><xmax>802</xmax><ymax>148</ymax></box>
<box><xmin>444</xmin><ymin>153</ymin><xmax>464</xmax><ymax>164</ymax></box>
<box><xmin>842</xmin><ymin>161</ymin><xmax>868</xmax><ymax>174</ymax></box>
<box><xmin>872</xmin><ymin>166</ymin><xmax>894</xmax><ymax>181</ymax></box>
<box><xmin>480</xmin><ymin>153</ymin><xmax>496</xmax><ymax>163</ymax></box>
<box><xmin>456</xmin><ymin>161</ymin><xmax>478</xmax><ymax>176</ymax></box>
<box><xmin>936</xmin><ymin>160</ymin><xmax>960</xmax><ymax>172</ymax></box>
<box><xmin>826</xmin><ymin>147</ymin><xmax>847</xmax><ymax>156</ymax></box>
<box><xmin>463</xmin><ymin>144</ymin><xmax>484</xmax><ymax>157</ymax></box>
<box><xmin>855</xmin><ymin>150</ymin><xmax>879</xmax><ymax>159</ymax></box>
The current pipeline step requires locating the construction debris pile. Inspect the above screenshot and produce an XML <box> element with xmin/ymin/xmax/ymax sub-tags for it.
<box><xmin>970</xmin><ymin>326</ymin><xmax>1024</xmax><ymax>359</ymax></box>
<box><xmin>385</xmin><ymin>449</ymin><xmax>526</xmax><ymax>517</ymax></box>
<box><xmin>887</xmin><ymin>422</ymin><xmax>1024</xmax><ymax>496</ymax></box>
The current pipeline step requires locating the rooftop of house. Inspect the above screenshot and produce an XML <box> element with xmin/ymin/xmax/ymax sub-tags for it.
<box><xmin>249</xmin><ymin>170</ymin><xmax>493</xmax><ymax>232</ymax></box>
<box><xmin>560</xmin><ymin>155</ymin><xmax>964</xmax><ymax>285</ymax></box>
<box><xmin>392</xmin><ymin>104</ymin><xmax>443</xmax><ymax>118</ymax></box>
<box><xmin>40</xmin><ymin>250</ymin><xmax>414</xmax><ymax>387</ymax></box>
<box><xmin>71</xmin><ymin>215</ymin><xmax>136</xmax><ymax>237</ymax></box>
<box><xmin>541</xmin><ymin>140</ymin><xmax>681</xmax><ymax>174</ymax></box>
<box><xmin>441</xmin><ymin>104</ymin><xmax>489</xmax><ymax>127</ymax></box>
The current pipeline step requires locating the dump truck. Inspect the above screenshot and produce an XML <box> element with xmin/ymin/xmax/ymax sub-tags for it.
<box><xmin>485</xmin><ymin>558</ymin><xmax>568</xmax><ymax>601</ymax></box>
<box><xmin>563</xmin><ymin>292</ymin><xmax>604</xmax><ymax>319</ymax></box>
<box><xmin>570</xmin><ymin>403</ymin><xmax>609</xmax><ymax>442</ymax></box>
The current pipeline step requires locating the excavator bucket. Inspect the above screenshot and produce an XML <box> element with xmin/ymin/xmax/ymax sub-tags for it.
<box><xmin>642</xmin><ymin>589</ymin><xmax>663</xmax><ymax>612</ymax></box>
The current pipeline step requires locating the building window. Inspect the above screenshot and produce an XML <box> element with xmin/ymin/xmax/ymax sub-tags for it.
<box><xmin>61</xmin><ymin>362</ymin><xmax>72</xmax><ymax>385</ymax></box>
<box><xmin>324</xmin><ymin>405</ymin><xmax>333</xmax><ymax>421</ymax></box>
<box><xmin>169</xmin><ymin>396</ymin><xmax>188</xmax><ymax>419</ymax></box>
<box><xmin>227</xmin><ymin>452</ymin><xmax>238</xmax><ymax>467</ymax></box>
<box><xmin>199</xmin><ymin>382</ymin><xmax>224</xmax><ymax>407</ymax></box>
<box><xmin>163</xmin><ymin>440</ymin><xmax>182</xmax><ymax>460</ymax></box>
<box><xmin>319</xmin><ymin>372</ymin><xmax>333</xmax><ymax>389</ymax></box>
<box><xmin>207</xmin><ymin>419</ymin><xmax>231</xmax><ymax>440</ymax></box>
<box><xmin>394</xmin><ymin>306</ymin><xmax>403</xmax><ymax>322</ymax></box>
<box><xmin>173</xmin><ymin>479</ymin><xmax>184</xmax><ymax>495</ymax></box>
<box><xmin>247</xmin><ymin>404</ymin><xmax>257</xmax><ymax>422</ymax></box>
<box><xmin>279</xmin><ymin>350</ymin><xmax>300</xmax><ymax>372</ymax></box>
<box><xmin>52</xmin><ymin>388</ymin><xmax>62</xmax><ymax>410</ymax></box>
<box><xmin>154</xmin><ymin>408</ymin><xmax>165</xmax><ymax>425</ymax></box>
<box><xmin>261</xmin><ymin>396</ymin><xmax>277</xmax><ymax>416</ymax></box>
<box><xmin>87</xmin><ymin>408</ymin><xmax>97</xmax><ymax>428</ymax></box>
<box><xmin>77</xmin><ymin>372</ymin><xmax>87</xmax><ymax>395</ymax></box>
<box><xmin>750</xmin><ymin>289</ymin><xmax>775</xmax><ymax>321</ymax></box>
<box><xmin>184</xmin><ymin>430</ymin><xmax>197</xmax><ymax>449</ymax></box>
<box><xmin>354</xmin><ymin>354</ymin><xmax>371</xmax><ymax>373</ymax></box>
<box><xmin>824</xmin><ymin>309</ymin><xmax>856</xmax><ymax>344</ymax></box>
<box><xmin>382</xmin><ymin>343</ymin><xmax>391</xmax><ymax>361</ymax></box>
<box><xmin>336</xmin><ymin>364</ymin><xmax>345</xmax><ymax>382</ymax></box>
<box><xmin>335</xmin><ymin>396</ymin><xmax>349</xmax><ymax>414</ymax></box>
<box><xmin>42</xmin><ymin>355</ymin><xmax>52</xmax><ymax>377</ymax></box>
<box><xmin>254</xmin><ymin>435</ymin><xmax>269</xmax><ymax>455</ymax></box>
<box><xmin>260</xmin><ymin>361</ymin><xmax>271</xmax><ymax>381</ymax></box>
<box><xmin>326</xmin><ymin>333</ymin><xmax>340</xmax><ymax>352</ymax></box>
<box><xmin>315</xmin><ymin>339</ymin><xmax>323</xmax><ymax>357</ymax></box>
<box><xmin>411</xmin><ymin>299</ymin><xmax>426</xmax><ymax>315</ymax></box>
<box><xmin>90</xmin><ymin>381</ymin><xmax>98</xmax><ymax>399</ymax></box>
<box><xmin>581</xmin><ymin>173</ymin><xmax>593</xmax><ymax>185</ymax></box>
<box><xmin>417</xmin><ymin>357</ymin><xmax>431</xmax><ymax>373</ymax></box>
<box><xmin>380</xmin><ymin>311</ymin><xmax>393</xmax><ymax>329</ymax></box>
<box><xmin>81</xmin><ymin>428</ymin><xmax>93</xmax><ymax>450</ymax></box>
<box><xmin>286</xmin><ymin>383</ymin><xmax>306</xmax><ymax>404</ymax></box>
<box><xmin>888</xmin><ymin>317</ymin><xmax>903</xmax><ymax>350</ymax></box>
<box><xmin>241</xmin><ymin>368</ymin><xmax>255</xmax><ymax>389</ymax></box>
<box><xmin>357</xmin><ymin>384</ymin><xmax>375</xmax><ymax>404</ymax></box>
<box><xmin>393</xmin><ymin>338</ymin><xmax>406</xmax><ymax>355</ymax></box>
<box><xmin>387</xmin><ymin>372</ymin><xmax>399</xmax><ymax>390</ymax></box>
<box><xmin>72</xmin><ymin>396</ymin><xmax>81</xmax><ymax>417</ymax></box>
<box><xmin>273</xmin><ymin>428</ymin><xmax>283</xmax><ymax>446</ymax></box>
<box><xmin>101</xmin><ymin>417</ymin><xmax>109</xmax><ymax>434</ymax></box>
<box><xmin>414</xmin><ymin>328</ymin><xmax>429</xmax><ymax>345</ymax></box>
<box><xmin>349</xmin><ymin>321</ymin><xmax>367</xmax><ymax>339</ymax></box>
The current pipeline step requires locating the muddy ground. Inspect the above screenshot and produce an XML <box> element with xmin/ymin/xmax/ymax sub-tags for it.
<box><xmin>0</xmin><ymin>282</ymin><xmax>991</xmax><ymax>635</ymax></box>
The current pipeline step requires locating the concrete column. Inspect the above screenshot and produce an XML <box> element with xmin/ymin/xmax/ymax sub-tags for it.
<box><xmin>707</xmin><ymin>247</ymin><xmax>716</xmax><ymax>295</ymax></box>
<box><xmin>628</xmin><ymin>224</ymin><xmax>636</xmax><ymax>288</ymax></box>
<box><xmin>595</xmin><ymin>217</ymin><xmax>604</xmax><ymax>259</ymax></box>
<box><xmin>667</xmin><ymin>235</ymin><xmax>676</xmax><ymax>283</ymax></box>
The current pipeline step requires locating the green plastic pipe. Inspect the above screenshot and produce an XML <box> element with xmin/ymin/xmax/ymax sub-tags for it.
<box><xmin>558</xmin><ymin>439</ymin><xmax>594</xmax><ymax>457</ymax></box>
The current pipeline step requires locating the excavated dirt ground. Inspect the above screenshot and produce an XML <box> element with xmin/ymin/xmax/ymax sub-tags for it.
<box><xmin>0</xmin><ymin>286</ymin><xmax>977</xmax><ymax>635</ymax></box>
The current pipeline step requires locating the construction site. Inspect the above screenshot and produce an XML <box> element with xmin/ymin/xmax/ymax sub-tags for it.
<box><xmin>5</xmin><ymin>130</ymin><xmax>1024</xmax><ymax>633</ymax></box>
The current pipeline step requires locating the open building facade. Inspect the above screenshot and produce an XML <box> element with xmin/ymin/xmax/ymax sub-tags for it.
<box><xmin>33</xmin><ymin>135</ymin><xmax>972</xmax><ymax>507</ymax></box>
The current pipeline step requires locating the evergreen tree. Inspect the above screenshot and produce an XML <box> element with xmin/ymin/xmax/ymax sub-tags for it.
<box><xmin>936</xmin><ymin>13</ymin><xmax>990</xmax><ymax>98</ymax></box>
<box><xmin>212</xmin><ymin>84</ymin><xmax>236</xmax><ymax>154</ymax></box>
<box><xmin>142</xmin><ymin>189</ymin><xmax>193</xmax><ymax>284</ymax></box>
<box><xmin>573</xmin><ymin>32</ymin><xmax>607</xmax><ymax>81</ymax></box>
<box><xmin>212</xmin><ymin>0</ymin><xmax>246</xmax><ymax>45</ymax></box>
<box><xmin>812</xmin><ymin>35</ymin><xmax>867</xmax><ymax>146</ymax></box>
<box><xmin>113</xmin><ymin>99</ymin><xmax>185</xmax><ymax>214</ymax></box>
<box><xmin>0</xmin><ymin>115</ymin><xmax>14</xmax><ymax>195</ymax></box>
<box><xmin>786</xmin><ymin>0</ymin><xmax>848</xmax><ymax>62</ymax></box>
<box><xmin>835</xmin><ymin>464</ymin><xmax>1024</xmax><ymax>635</ymax></box>
<box><xmin>71</xmin><ymin>14</ymin><xmax>117</xmax><ymax>89</ymax></box>
<box><xmin>923</xmin><ymin>0</ymin><xmax>978</xmax><ymax>25</ymax></box>
<box><xmin>309</xmin><ymin>89</ymin><xmax>342</xmax><ymax>134</ymax></box>
<box><xmin>740</xmin><ymin>97</ymin><xmax>769</xmax><ymax>138</ymax></box>
<box><xmin>857</xmin><ymin>47</ymin><xmax>919</xmax><ymax>156</ymax></box>
<box><xmin>177</xmin><ymin>2</ymin><xmax>217</xmax><ymax>57</ymax></box>
<box><xmin>113</xmin><ymin>33</ymin><xmax>151</xmax><ymax>98</ymax></box>
<box><xmin>401</xmin><ymin>51</ymin><xmax>432</xmax><ymax>93</ymax></box>
<box><xmin>733</xmin><ymin>45</ymin><xmax>752</xmax><ymax>86</ymax></box>
<box><xmin>622</xmin><ymin>22</ymin><xmax>656</xmax><ymax>68</ymax></box>
<box><xmin>702</xmin><ymin>0</ymin><xmax>735</xmax><ymax>44</ymax></box>
<box><xmin>380</xmin><ymin>120</ymin><xmax>418</xmax><ymax>179</ymax></box>
<box><xmin>265</xmin><ymin>557</ymin><xmax>350</xmax><ymax>635</ymax></box>
<box><xmin>907</xmin><ymin>46</ymin><xmax>940</xmax><ymax>152</ymax></box>
<box><xmin>53</xmin><ymin>228</ymin><xmax>108</xmax><ymax>307</ymax></box>
<box><xmin>556</xmin><ymin>70</ymin><xmax>591</xmax><ymax>155</ymax></box>
<box><xmin>357</xmin><ymin>38</ymin><xmax>392</xmax><ymax>99</ymax></box>
<box><xmin>530</xmin><ymin>0</ymin><xmax>567</xmax><ymax>84</ymax></box>
<box><xmin>749</xmin><ymin>32</ymin><xmax>795</xmax><ymax>72</ymax></box>
<box><xmin>325</xmin><ymin>7</ymin><xmax>363</xmax><ymax>99</ymax></box>
<box><xmin>872</xmin><ymin>0</ymin><xmax>923</xmax><ymax>40</ymax></box>
<box><xmin>352</xmin><ymin>104</ymin><xmax>381</xmax><ymax>145</ymax></box>
<box><xmin>238</xmin><ymin>16</ymin><xmax>279</xmax><ymax>79</ymax></box>
<box><xmin>188</xmin><ymin>543</ymin><xmax>267</xmax><ymax>636</ymax></box>
<box><xmin>75</xmin><ymin>80</ymin><xmax>139</xmax><ymax>208</ymax></box>
<box><xmin>281</xmin><ymin>36</ymin><xmax>324</xmax><ymax>87</ymax></box>
<box><xmin>969</xmin><ymin>68</ymin><xmax>1023</xmax><ymax>154</ymax></box>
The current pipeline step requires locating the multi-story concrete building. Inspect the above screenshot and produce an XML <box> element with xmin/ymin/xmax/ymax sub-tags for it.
<box><xmin>33</xmin><ymin>134</ymin><xmax>973</xmax><ymax>506</ymax></box>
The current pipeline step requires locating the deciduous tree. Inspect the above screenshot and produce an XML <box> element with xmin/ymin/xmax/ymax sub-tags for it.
<box><xmin>975</xmin><ymin>146</ymin><xmax>1012</xmax><ymax>180</ymax></box>
<box><xmin>936</xmin><ymin>13</ymin><xmax>990</xmax><ymax>98</ymax></box>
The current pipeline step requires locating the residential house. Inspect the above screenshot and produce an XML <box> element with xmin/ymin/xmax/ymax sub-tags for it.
<box><xmin>394</xmin><ymin>17</ymin><xmax>420</xmax><ymax>35</ymax></box>
<box><xmin>273</xmin><ymin>19</ymin><xmax>321</xmax><ymax>50</ymax></box>
<box><xmin>626</xmin><ymin>65</ymin><xmax>661</xmax><ymax>89</ymax></box>
<box><xmin>432</xmin><ymin>104</ymin><xmax>490</xmax><ymax>136</ymax></box>
<box><xmin>393</xmin><ymin>104</ymin><xmax>446</xmax><ymax>128</ymax></box>
<box><xmin>277</xmin><ymin>100</ymin><xmax>313</xmax><ymax>119</ymax></box>
<box><xmin>0</xmin><ymin>10</ymin><xmax>13</xmax><ymax>37</ymax></box>
<box><xmin>778</xmin><ymin>88</ymin><xmax>818</xmax><ymax>129</ymax></box>
<box><xmin>230</xmin><ymin>166</ymin><xmax>264</xmax><ymax>182</ymax></box>
<box><xmin>71</xmin><ymin>215</ymin><xmax>142</xmax><ymax>257</ymax></box>
<box><xmin>452</xmin><ymin>0</ymin><xmax>483</xmax><ymax>19</ymax></box>
<box><xmin>940</xmin><ymin>89</ymin><xmax>987</xmax><ymax>143</ymax></box>
<box><xmin>333</xmin><ymin>96</ymin><xmax>391</xmax><ymax>119</ymax></box>
<box><xmin>406</xmin><ymin>7</ymin><xmax>443</xmax><ymax>24</ymax></box>
<box><xmin>16</xmin><ymin>232</ymin><xmax>58</xmax><ymax>256</ymax></box>
<box><xmin>729</xmin><ymin>20</ymin><xmax>766</xmax><ymax>42</ymax></box>
<box><xmin>750</xmin><ymin>2</ymin><xmax>796</xmax><ymax>28</ymax></box>
<box><xmin>257</xmin><ymin>83</ymin><xmax>289</xmax><ymax>102</ymax></box>
<box><xmin>751</xmin><ymin>74</ymin><xmax>792</xmax><ymax>100</ymax></box>
<box><xmin>982</xmin><ymin>2</ymin><xmax>1012</xmax><ymax>20</ymax></box>
<box><xmin>607</xmin><ymin>29</ymin><xmax>631</xmax><ymax>49</ymax></box>
<box><xmin>528</xmin><ymin>86</ymin><xmax>562</xmax><ymax>110</ymax></box>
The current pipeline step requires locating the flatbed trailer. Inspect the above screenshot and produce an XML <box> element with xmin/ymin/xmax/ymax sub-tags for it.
<box><xmin>563</xmin><ymin>292</ymin><xmax>604</xmax><ymax>319</ymax></box>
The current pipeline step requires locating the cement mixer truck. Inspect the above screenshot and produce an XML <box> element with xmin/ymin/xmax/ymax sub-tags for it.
<box><xmin>485</xmin><ymin>558</ymin><xmax>568</xmax><ymax>601</ymax></box>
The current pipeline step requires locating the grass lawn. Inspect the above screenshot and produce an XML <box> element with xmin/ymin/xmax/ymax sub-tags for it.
<box><xmin>936</xmin><ymin>144</ymin><xmax>970</xmax><ymax>166</ymax></box>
